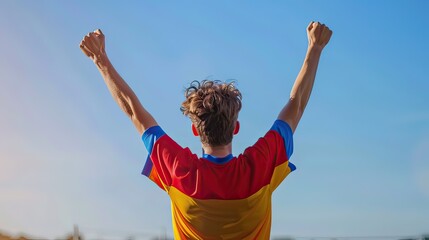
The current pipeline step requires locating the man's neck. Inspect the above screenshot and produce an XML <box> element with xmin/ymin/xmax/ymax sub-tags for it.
<box><xmin>202</xmin><ymin>143</ymin><xmax>232</xmax><ymax>158</ymax></box>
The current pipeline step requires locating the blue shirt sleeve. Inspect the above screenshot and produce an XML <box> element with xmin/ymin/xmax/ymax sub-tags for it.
<box><xmin>141</xmin><ymin>125</ymin><xmax>166</xmax><ymax>177</ymax></box>
<box><xmin>270</xmin><ymin>119</ymin><xmax>296</xmax><ymax>171</ymax></box>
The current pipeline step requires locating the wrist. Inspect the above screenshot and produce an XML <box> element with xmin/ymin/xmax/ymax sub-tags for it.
<box><xmin>307</xmin><ymin>44</ymin><xmax>324</xmax><ymax>53</ymax></box>
<box><xmin>93</xmin><ymin>52</ymin><xmax>109</xmax><ymax>69</ymax></box>
<box><xmin>306</xmin><ymin>45</ymin><xmax>323</xmax><ymax>59</ymax></box>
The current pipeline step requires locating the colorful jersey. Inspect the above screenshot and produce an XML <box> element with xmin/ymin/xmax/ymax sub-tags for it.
<box><xmin>141</xmin><ymin>119</ymin><xmax>295</xmax><ymax>240</ymax></box>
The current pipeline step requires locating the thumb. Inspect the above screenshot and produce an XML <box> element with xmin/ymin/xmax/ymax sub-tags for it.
<box><xmin>80</xmin><ymin>43</ymin><xmax>93</xmax><ymax>58</ymax></box>
<box><xmin>307</xmin><ymin>21</ymin><xmax>314</xmax><ymax>32</ymax></box>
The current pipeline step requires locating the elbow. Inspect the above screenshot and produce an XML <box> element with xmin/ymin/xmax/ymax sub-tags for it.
<box><xmin>290</xmin><ymin>90</ymin><xmax>310</xmax><ymax>114</ymax></box>
<box><xmin>288</xmin><ymin>96</ymin><xmax>304</xmax><ymax>115</ymax></box>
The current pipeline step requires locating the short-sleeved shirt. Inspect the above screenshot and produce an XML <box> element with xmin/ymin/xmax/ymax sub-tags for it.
<box><xmin>141</xmin><ymin>119</ymin><xmax>295</xmax><ymax>240</ymax></box>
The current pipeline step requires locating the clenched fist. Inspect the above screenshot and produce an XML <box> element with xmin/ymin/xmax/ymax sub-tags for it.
<box><xmin>307</xmin><ymin>21</ymin><xmax>332</xmax><ymax>49</ymax></box>
<box><xmin>79</xmin><ymin>29</ymin><xmax>106</xmax><ymax>62</ymax></box>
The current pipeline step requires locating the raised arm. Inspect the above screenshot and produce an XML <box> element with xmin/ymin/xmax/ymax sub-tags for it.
<box><xmin>278</xmin><ymin>21</ymin><xmax>332</xmax><ymax>133</ymax></box>
<box><xmin>79</xmin><ymin>29</ymin><xmax>157</xmax><ymax>136</ymax></box>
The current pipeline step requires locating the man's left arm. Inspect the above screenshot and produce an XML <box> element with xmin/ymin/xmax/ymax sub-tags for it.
<box><xmin>278</xmin><ymin>21</ymin><xmax>332</xmax><ymax>133</ymax></box>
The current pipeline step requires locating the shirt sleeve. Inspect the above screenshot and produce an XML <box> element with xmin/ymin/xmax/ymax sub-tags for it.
<box><xmin>141</xmin><ymin>126</ymin><xmax>193</xmax><ymax>192</ymax></box>
<box><xmin>141</xmin><ymin>126</ymin><xmax>167</xmax><ymax>190</ymax></box>
<box><xmin>270</xmin><ymin>119</ymin><xmax>295</xmax><ymax>165</ymax></box>
<box><xmin>269</xmin><ymin>119</ymin><xmax>296</xmax><ymax>191</ymax></box>
<box><xmin>242</xmin><ymin>119</ymin><xmax>295</xmax><ymax>193</ymax></box>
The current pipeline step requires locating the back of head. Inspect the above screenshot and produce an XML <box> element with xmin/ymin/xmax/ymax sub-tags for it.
<box><xmin>180</xmin><ymin>80</ymin><xmax>242</xmax><ymax>147</ymax></box>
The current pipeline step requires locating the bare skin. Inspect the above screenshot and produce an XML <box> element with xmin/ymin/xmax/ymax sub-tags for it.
<box><xmin>80</xmin><ymin>29</ymin><xmax>157</xmax><ymax>136</ymax></box>
<box><xmin>278</xmin><ymin>21</ymin><xmax>333</xmax><ymax>133</ymax></box>
<box><xmin>79</xmin><ymin>22</ymin><xmax>332</xmax><ymax>157</ymax></box>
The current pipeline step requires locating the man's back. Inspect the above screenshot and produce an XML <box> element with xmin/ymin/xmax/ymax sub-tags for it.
<box><xmin>142</xmin><ymin>120</ymin><xmax>295</xmax><ymax>239</ymax></box>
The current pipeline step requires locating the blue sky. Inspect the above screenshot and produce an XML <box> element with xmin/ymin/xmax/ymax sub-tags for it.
<box><xmin>1</xmin><ymin>1</ymin><xmax>428</xmax><ymax>239</ymax></box>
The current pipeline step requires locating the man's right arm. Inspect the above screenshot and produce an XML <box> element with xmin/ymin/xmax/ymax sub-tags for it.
<box><xmin>278</xmin><ymin>21</ymin><xmax>332</xmax><ymax>133</ymax></box>
<box><xmin>79</xmin><ymin>29</ymin><xmax>157</xmax><ymax>136</ymax></box>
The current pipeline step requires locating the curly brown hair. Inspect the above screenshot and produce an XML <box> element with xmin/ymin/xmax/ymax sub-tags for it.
<box><xmin>180</xmin><ymin>80</ymin><xmax>242</xmax><ymax>147</ymax></box>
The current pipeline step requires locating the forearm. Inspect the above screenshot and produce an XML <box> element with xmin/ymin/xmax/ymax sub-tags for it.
<box><xmin>93</xmin><ymin>54</ymin><xmax>157</xmax><ymax>133</ymax></box>
<box><xmin>94</xmin><ymin>54</ymin><xmax>137</xmax><ymax>115</ymax></box>
<box><xmin>290</xmin><ymin>45</ymin><xmax>322</xmax><ymax>111</ymax></box>
<box><xmin>277</xmin><ymin>45</ymin><xmax>323</xmax><ymax>133</ymax></box>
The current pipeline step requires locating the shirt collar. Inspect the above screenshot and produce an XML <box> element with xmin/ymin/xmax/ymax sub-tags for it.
<box><xmin>202</xmin><ymin>153</ymin><xmax>234</xmax><ymax>164</ymax></box>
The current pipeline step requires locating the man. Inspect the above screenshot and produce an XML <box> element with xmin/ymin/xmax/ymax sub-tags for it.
<box><xmin>80</xmin><ymin>21</ymin><xmax>332</xmax><ymax>239</ymax></box>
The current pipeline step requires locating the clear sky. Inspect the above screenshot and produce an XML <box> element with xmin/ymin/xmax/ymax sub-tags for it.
<box><xmin>1</xmin><ymin>1</ymin><xmax>428</xmax><ymax>239</ymax></box>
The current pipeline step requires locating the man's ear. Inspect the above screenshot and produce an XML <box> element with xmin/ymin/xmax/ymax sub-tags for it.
<box><xmin>192</xmin><ymin>124</ymin><xmax>199</xmax><ymax>136</ymax></box>
<box><xmin>233</xmin><ymin>121</ymin><xmax>240</xmax><ymax>135</ymax></box>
